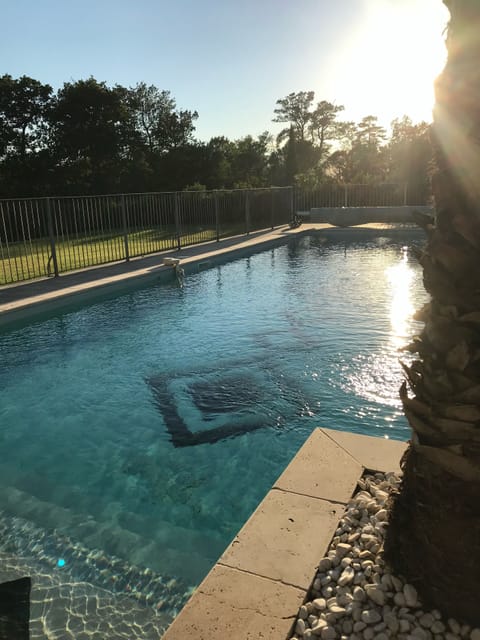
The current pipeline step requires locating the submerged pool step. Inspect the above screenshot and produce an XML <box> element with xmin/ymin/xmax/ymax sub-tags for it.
<box><xmin>0</xmin><ymin>484</ymin><xmax>210</xmax><ymax>586</ymax></box>
<box><xmin>0</xmin><ymin>548</ymin><xmax>173</xmax><ymax>640</ymax></box>
<box><xmin>0</xmin><ymin>506</ymin><xmax>191</xmax><ymax>610</ymax></box>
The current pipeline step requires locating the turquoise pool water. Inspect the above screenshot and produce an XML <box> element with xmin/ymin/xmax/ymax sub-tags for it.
<box><xmin>0</xmin><ymin>231</ymin><xmax>427</xmax><ymax>633</ymax></box>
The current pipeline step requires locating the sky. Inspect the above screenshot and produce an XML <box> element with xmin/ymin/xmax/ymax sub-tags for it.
<box><xmin>1</xmin><ymin>0</ymin><xmax>450</xmax><ymax>142</ymax></box>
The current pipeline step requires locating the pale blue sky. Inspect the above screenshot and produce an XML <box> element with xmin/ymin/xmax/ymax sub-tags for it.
<box><xmin>1</xmin><ymin>0</ymin><xmax>449</xmax><ymax>141</ymax></box>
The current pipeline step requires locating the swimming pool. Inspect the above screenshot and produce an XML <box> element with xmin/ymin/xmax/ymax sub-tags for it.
<box><xmin>0</xmin><ymin>231</ymin><xmax>427</xmax><ymax>637</ymax></box>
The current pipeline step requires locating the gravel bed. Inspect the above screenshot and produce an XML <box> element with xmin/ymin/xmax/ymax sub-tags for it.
<box><xmin>289</xmin><ymin>471</ymin><xmax>480</xmax><ymax>640</ymax></box>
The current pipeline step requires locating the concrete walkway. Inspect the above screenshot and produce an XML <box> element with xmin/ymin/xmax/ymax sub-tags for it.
<box><xmin>161</xmin><ymin>428</ymin><xmax>406</xmax><ymax>639</ymax></box>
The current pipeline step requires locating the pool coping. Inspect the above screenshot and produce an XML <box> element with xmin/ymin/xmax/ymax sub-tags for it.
<box><xmin>0</xmin><ymin>223</ymin><xmax>423</xmax><ymax>328</ymax></box>
<box><xmin>160</xmin><ymin>428</ymin><xmax>407</xmax><ymax>640</ymax></box>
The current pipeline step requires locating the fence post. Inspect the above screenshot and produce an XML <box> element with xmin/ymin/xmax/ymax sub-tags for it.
<box><xmin>245</xmin><ymin>190</ymin><xmax>250</xmax><ymax>235</ymax></box>
<box><xmin>46</xmin><ymin>197</ymin><xmax>59</xmax><ymax>277</ymax></box>
<box><xmin>121</xmin><ymin>194</ymin><xmax>130</xmax><ymax>262</ymax></box>
<box><xmin>290</xmin><ymin>186</ymin><xmax>294</xmax><ymax>222</ymax></box>
<box><xmin>271</xmin><ymin>188</ymin><xmax>275</xmax><ymax>229</ymax></box>
<box><xmin>174</xmin><ymin>192</ymin><xmax>181</xmax><ymax>250</ymax></box>
<box><xmin>403</xmin><ymin>182</ymin><xmax>408</xmax><ymax>206</ymax></box>
<box><xmin>214</xmin><ymin>191</ymin><xmax>220</xmax><ymax>242</ymax></box>
<box><xmin>344</xmin><ymin>184</ymin><xmax>348</xmax><ymax>207</ymax></box>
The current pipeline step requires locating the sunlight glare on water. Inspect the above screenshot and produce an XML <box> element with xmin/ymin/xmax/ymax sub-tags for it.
<box><xmin>337</xmin><ymin>240</ymin><xmax>424</xmax><ymax>433</ymax></box>
<box><xmin>388</xmin><ymin>246</ymin><xmax>416</xmax><ymax>350</ymax></box>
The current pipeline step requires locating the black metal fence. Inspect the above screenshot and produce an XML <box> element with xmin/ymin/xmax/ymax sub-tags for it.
<box><xmin>0</xmin><ymin>182</ymin><xmax>430</xmax><ymax>286</ymax></box>
<box><xmin>0</xmin><ymin>187</ymin><xmax>293</xmax><ymax>285</ymax></box>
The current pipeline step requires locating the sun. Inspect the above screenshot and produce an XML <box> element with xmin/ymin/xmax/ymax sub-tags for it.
<box><xmin>325</xmin><ymin>0</ymin><xmax>449</xmax><ymax>127</ymax></box>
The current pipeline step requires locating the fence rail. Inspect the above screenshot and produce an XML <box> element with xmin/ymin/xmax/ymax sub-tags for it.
<box><xmin>0</xmin><ymin>182</ymin><xmax>428</xmax><ymax>286</ymax></box>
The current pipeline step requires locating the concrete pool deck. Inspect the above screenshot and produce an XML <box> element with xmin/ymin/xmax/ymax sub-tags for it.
<box><xmin>161</xmin><ymin>428</ymin><xmax>407</xmax><ymax>639</ymax></box>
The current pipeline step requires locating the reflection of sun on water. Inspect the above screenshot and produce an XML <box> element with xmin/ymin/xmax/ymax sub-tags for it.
<box><xmin>387</xmin><ymin>247</ymin><xmax>415</xmax><ymax>349</ymax></box>
<box><xmin>338</xmin><ymin>247</ymin><xmax>419</xmax><ymax>435</ymax></box>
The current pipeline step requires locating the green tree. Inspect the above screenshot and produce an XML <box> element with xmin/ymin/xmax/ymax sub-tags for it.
<box><xmin>355</xmin><ymin>115</ymin><xmax>386</xmax><ymax>148</ymax></box>
<box><xmin>284</xmin><ymin>125</ymin><xmax>298</xmax><ymax>185</ymax></box>
<box><xmin>273</xmin><ymin>91</ymin><xmax>315</xmax><ymax>142</ymax></box>
<box><xmin>385</xmin><ymin>0</ymin><xmax>480</xmax><ymax>624</ymax></box>
<box><xmin>323</xmin><ymin>117</ymin><xmax>387</xmax><ymax>184</ymax></box>
<box><xmin>49</xmin><ymin>78</ymin><xmax>131</xmax><ymax>193</ymax></box>
<box><xmin>229</xmin><ymin>133</ymin><xmax>271</xmax><ymax>188</ymax></box>
<box><xmin>131</xmin><ymin>82</ymin><xmax>198</xmax><ymax>154</ymax></box>
<box><xmin>322</xmin><ymin>121</ymin><xmax>357</xmax><ymax>183</ymax></box>
<box><xmin>202</xmin><ymin>136</ymin><xmax>235</xmax><ymax>188</ymax></box>
<box><xmin>386</xmin><ymin>116</ymin><xmax>432</xmax><ymax>203</ymax></box>
<box><xmin>0</xmin><ymin>75</ymin><xmax>53</xmax><ymax>196</ymax></box>
<box><xmin>348</xmin><ymin>116</ymin><xmax>387</xmax><ymax>182</ymax></box>
<box><xmin>0</xmin><ymin>74</ymin><xmax>52</xmax><ymax>160</ymax></box>
<box><xmin>308</xmin><ymin>100</ymin><xmax>344</xmax><ymax>162</ymax></box>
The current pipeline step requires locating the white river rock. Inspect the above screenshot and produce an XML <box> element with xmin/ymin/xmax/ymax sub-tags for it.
<box><xmin>288</xmin><ymin>471</ymin><xmax>472</xmax><ymax>640</ymax></box>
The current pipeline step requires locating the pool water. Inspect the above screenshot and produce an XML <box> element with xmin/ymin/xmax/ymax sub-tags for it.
<box><xmin>0</xmin><ymin>231</ymin><xmax>427</xmax><ymax>632</ymax></box>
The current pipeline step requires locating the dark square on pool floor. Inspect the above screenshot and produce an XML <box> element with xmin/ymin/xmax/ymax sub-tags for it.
<box><xmin>147</xmin><ymin>366</ymin><xmax>274</xmax><ymax>447</ymax></box>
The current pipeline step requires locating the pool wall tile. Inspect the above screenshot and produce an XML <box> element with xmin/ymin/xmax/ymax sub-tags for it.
<box><xmin>161</xmin><ymin>564</ymin><xmax>305</xmax><ymax>640</ymax></box>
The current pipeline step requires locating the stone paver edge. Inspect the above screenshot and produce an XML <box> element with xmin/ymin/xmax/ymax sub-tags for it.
<box><xmin>161</xmin><ymin>428</ymin><xmax>406</xmax><ymax>639</ymax></box>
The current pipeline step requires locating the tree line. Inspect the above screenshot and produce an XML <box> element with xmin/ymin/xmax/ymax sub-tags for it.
<box><xmin>0</xmin><ymin>76</ymin><xmax>432</xmax><ymax>199</ymax></box>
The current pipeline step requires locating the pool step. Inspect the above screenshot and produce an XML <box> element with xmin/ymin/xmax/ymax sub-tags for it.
<box><xmin>0</xmin><ymin>507</ymin><xmax>190</xmax><ymax>610</ymax></box>
<box><xmin>0</xmin><ymin>548</ymin><xmax>173</xmax><ymax>640</ymax></box>
<box><xmin>0</xmin><ymin>484</ymin><xmax>212</xmax><ymax>584</ymax></box>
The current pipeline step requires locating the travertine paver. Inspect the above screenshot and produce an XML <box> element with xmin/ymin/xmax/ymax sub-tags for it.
<box><xmin>321</xmin><ymin>427</ymin><xmax>407</xmax><ymax>474</ymax></box>
<box><xmin>162</xmin><ymin>564</ymin><xmax>305</xmax><ymax>640</ymax></box>
<box><xmin>273</xmin><ymin>428</ymin><xmax>362</xmax><ymax>503</ymax></box>
<box><xmin>218</xmin><ymin>489</ymin><xmax>341</xmax><ymax>590</ymax></box>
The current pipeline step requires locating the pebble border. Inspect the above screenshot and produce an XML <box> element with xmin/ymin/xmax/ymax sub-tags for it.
<box><xmin>289</xmin><ymin>471</ymin><xmax>480</xmax><ymax>640</ymax></box>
